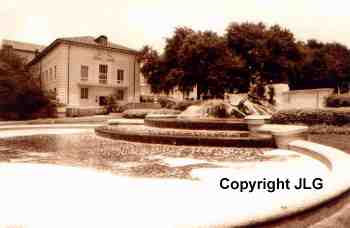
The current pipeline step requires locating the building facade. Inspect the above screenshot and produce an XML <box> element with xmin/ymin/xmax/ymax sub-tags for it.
<box><xmin>29</xmin><ymin>35</ymin><xmax>140</xmax><ymax>107</ymax></box>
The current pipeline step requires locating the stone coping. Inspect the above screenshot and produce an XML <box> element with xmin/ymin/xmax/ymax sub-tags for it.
<box><xmin>0</xmin><ymin>124</ymin><xmax>102</xmax><ymax>131</ymax></box>
<box><xmin>107</xmin><ymin>119</ymin><xmax>144</xmax><ymax>125</ymax></box>
<box><xmin>189</xmin><ymin>140</ymin><xmax>350</xmax><ymax>227</ymax></box>
<box><xmin>145</xmin><ymin>117</ymin><xmax>249</xmax><ymax>131</ymax></box>
<box><xmin>256</xmin><ymin>124</ymin><xmax>308</xmax><ymax>136</ymax></box>
<box><xmin>244</xmin><ymin>114</ymin><xmax>271</xmax><ymax>120</ymax></box>
<box><xmin>0</xmin><ymin>115</ymin><xmax>120</xmax><ymax>126</ymax></box>
<box><xmin>145</xmin><ymin>114</ymin><xmax>179</xmax><ymax>119</ymax></box>
<box><xmin>95</xmin><ymin>126</ymin><xmax>275</xmax><ymax>148</ymax></box>
<box><xmin>282</xmin><ymin>88</ymin><xmax>333</xmax><ymax>95</ymax></box>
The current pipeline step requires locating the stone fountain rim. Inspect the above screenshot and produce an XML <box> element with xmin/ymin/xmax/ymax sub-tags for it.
<box><xmin>0</xmin><ymin>124</ymin><xmax>350</xmax><ymax>227</ymax></box>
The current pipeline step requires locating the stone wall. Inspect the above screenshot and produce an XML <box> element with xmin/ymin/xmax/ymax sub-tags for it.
<box><xmin>278</xmin><ymin>88</ymin><xmax>333</xmax><ymax>110</ymax></box>
<box><xmin>226</xmin><ymin>84</ymin><xmax>334</xmax><ymax>110</ymax></box>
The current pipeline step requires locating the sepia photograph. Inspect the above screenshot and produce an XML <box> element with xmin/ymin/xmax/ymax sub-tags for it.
<box><xmin>1</xmin><ymin>0</ymin><xmax>350</xmax><ymax>227</ymax></box>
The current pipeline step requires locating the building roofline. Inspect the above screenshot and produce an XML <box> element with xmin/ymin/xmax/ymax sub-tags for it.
<box><xmin>28</xmin><ymin>38</ymin><xmax>139</xmax><ymax>66</ymax></box>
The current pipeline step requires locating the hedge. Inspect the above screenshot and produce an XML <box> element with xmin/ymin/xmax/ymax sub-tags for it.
<box><xmin>325</xmin><ymin>94</ymin><xmax>350</xmax><ymax>108</ymax></box>
<box><xmin>122</xmin><ymin>109</ymin><xmax>181</xmax><ymax>119</ymax></box>
<box><xmin>271</xmin><ymin>109</ymin><xmax>350</xmax><ymax>126</ymax></box>
<box><xmin>172</xmin><ymin>100</ymin><xmax>201</xmax><ymax>111</ymax></box>
<box><xmin>308</xmin><ymin>124</ymin><xmax>350</xmax><ymax>134</ymax></box>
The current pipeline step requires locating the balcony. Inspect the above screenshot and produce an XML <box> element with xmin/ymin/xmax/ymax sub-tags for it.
<box><xmin>78</xmin><ymin>81</ymin><xmax>127</xmax><ymax>89</ymax></box>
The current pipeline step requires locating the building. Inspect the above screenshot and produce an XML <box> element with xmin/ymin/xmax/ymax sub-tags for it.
<box><xmin>28</xmin><ymin>35</ymin><xmax>140</xmax><ymax>107</ymax></box>
<box><xmin>1</xmin><ymin>39</ymin><xmax>45</xmax><ymax>63</ymax></box>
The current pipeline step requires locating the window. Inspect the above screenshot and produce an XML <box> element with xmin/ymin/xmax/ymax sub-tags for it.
<box><xmin>117</xmin><ymin>69</ymin><xmax>124</xmax><ymax>84</ymax></box>
<box><xmin>81</xmin><ymin>88</ymin><xmax>89</xmax><ymax>99</ymax></box>
<box><xmin>99</xmin><ymin>64</ymin><xmax>108</xmax><ymax>84</ymax></box>
<box><xmin>81</xmin><ymin>65</ymin><xmax>89</xmax><ymax>81</ymax></box>
<box><xmin>54</xmin><ymin>88</ymin><xmax>57</xmax><ymax>94</ymax></box>
<box><xmin>54</xmin><ymin>66</ymin><xmax>57</xmax><ymax>80</ymax></box>
<box><xmin>45</xmin><ymin>70</ymin><xmax>48</xmax><ymax>81</ymax></box>
<box><xmin>49</xmin><ymin>68</ymin><xmax>53</xmax><ymax>81</ymax></box>
<box><xmin>116</xmin><ymin>90</ymin><xmax>124</xmax><ymax>100</ymax></box>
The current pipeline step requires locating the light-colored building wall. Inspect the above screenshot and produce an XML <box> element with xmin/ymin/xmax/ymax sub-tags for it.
<box><xmin>39</xmin><ymin>43</ymin><xmax>67</xmax><ymax>103</ymax></box>
<box><xmin>67</xmin><ymin>44</ymin><xmax>139</xmax><ymax>106</ymax></box>
<box><xmin>279</xmin><ymin>88</ymin><xmax>333</xmax><ymax>110</ymax></box>
<box><xmin>226</xmin><ymin>84</ymin><xmax>334</xmax><ymax>110</ymax></box>
<box><xmin>34</xmin><ymin>42</ymin><xmax>140</xmax><ymax>107</ymax></box>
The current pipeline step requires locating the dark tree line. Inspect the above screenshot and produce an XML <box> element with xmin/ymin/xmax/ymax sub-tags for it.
<box><xmin>138</xmin><ymin>22</ymin><xmax>350</xmax><ymax>98</ymax></box>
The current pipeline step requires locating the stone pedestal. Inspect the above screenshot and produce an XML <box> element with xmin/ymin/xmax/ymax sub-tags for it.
<box><xmin>244</xmin><ymin>115</ymin><xmax>271</xmax><ymax>131</ymax></box>
<box><xmin>256</xmin><ymin>124</ymin><xmax>309</xmax><ymax>149</ymax></box>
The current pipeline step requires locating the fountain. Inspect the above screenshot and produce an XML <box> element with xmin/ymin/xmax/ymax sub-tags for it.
<box><xmin>96</xmin><ymin>99</ymin><xmax>276</xmax><ymax>147</ymax></box>
<box><xmin>92</xmin><ymin>98</ymin><xmax>350</xmax><ymax>227</ymax></box>
<box><xmin>0</xmin><ymin>99</ymin><xmax>350</xmax><ymax>227</ymax></box>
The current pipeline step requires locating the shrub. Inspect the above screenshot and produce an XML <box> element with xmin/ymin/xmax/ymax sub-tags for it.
<box><xmin>140</xmin><ymin>95</ymin><xmax>157</xmax><ymax>103</ymax></box>
<box><xmin>271</xmin><ymin>109</ymin><xmax>350</xmax><ymax>126</ymax></box>
<box><xmin>122</xmin><ymin>109</ymin><xmax>181</xmax><ymax>119</ymax></box>
<box><xmin>157</xmin><ymin>97</ymin><xmax>177</xmax><ymax>109</ymax></box>
<box><xmin>308</xmin><ymin>124</ymin><xmax>350</xmax><ymax>134</ymax></box>
<box><xmin>201</xmin><ymin>100</ymin><xmax>231</xmax><ymax>118</ymax></box>
<box><xmin>325</xmin><ymin>94</ymin><xmax>350</xmax><ymax>107</ymax></box>
<box><xmin>173</xmin><ymin>100</ymin><xmax>201</xmax><ymax>111</ymax></box>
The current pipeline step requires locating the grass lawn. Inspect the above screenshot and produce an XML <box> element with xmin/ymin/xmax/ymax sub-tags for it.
<box><xmin>309</xmin><ymin>134</ymin><xmax>350</xmax><ymax>154</ymax></box>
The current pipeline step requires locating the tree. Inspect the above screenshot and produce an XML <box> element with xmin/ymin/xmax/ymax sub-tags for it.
<box><xmin>225</xmin><ymin>22</ymin><xmax>301</xmax><ymax>89</ymax></box>
<box><xmin>138</xmin><ymin>46</ymin><xmax>172</xmax><ymax>94</ymax></box>
<box><xmin>323</xmin><ymin>43</ymin><xmax>350</xmax><ymax>93</ymax></box>
<box><xmin>139</xmin><ymin>22</ymin><xmax>350</xmax><ymax>99</ymax></box>
<box><xmin>138</xmin><ymin>28</ymin><xmax>248</xmax><ymax>99</ymax></box>
<box><xmin>290</xmin><ymin>40</ymin><xmax>350</xmax><ymax>92</ymax></box>
<box><xmin>0</xmin><ymin>50</ymin><xmax>56</xmax><ymax>120</ymax></box>
<box><xmin>178</xmin><ymin>30</ymin><xmax>248</xmax><ymax>98</ymax></box>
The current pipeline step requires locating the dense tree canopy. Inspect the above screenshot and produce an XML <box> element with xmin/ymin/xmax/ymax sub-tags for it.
<box><xmin>290</xmin><ymin>40</ymin><xmax>350</xmax><ymax>92</ymax></box>
<box><xmin>0</xmin><ymin>50</ymin><xmax>56</xmax><ymax>120</ymax></box>
<box><xmin>139</xmin><ymin>22</ymin><xmax>350</xmax><ymax>99</ymax></box>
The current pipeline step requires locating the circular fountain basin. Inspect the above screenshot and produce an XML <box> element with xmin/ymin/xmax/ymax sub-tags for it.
<box><xmin>1</xmin><ymin>124</ymin><xmax>350</xmax><ymax>227</ymax></box>
<box><xmin>96</xmin><ymin>125</ymin><xmax>275</xmax><ymax>147</ymax></box>
<box><xmin>144</xmin><ymin>117</ymin><xmax>249</xmax><ymax>131</ymax></box>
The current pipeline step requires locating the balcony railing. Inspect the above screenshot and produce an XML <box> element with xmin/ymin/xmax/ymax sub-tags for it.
<box><xmin>99</xmin><ymin>79</ymin><xmax>107</xmax><ymax>84</ymax></box>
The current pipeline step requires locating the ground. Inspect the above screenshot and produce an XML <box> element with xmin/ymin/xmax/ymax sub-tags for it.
<box><xmin>0</xmin><ymin>126</ymin><xmax>350</xmax><ymax>227</ymax></box>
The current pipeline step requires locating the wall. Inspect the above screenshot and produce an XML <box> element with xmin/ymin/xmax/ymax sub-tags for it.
<box><xmin>278</xmin><ymin>88</ymin><xmax>333</xmax><ymax>110</ymax></box>
<box><xmin>34</xmin><ymin>43</ymin><xmax>140</xmax><ymax>107</ymax></box>
<box><xmin>34</xmin><ymin>43</ymin><xmax>67</xmax><ymax>104</ymax></box>
<box><xmin>225</xmin><ymin>84</ymin><xmax>334</xmax><ymax>110</ymax></box>
<box><xmin>68</xmin><ymin>44</ymin><xmax>139</xmax><ymax>106</ymax></box>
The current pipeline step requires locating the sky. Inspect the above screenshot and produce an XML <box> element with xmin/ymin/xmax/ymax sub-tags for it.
<box><xmin>1</xmin><ymin>0</ymin><xmax>350</xmax><ymax>51</ymax></box>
